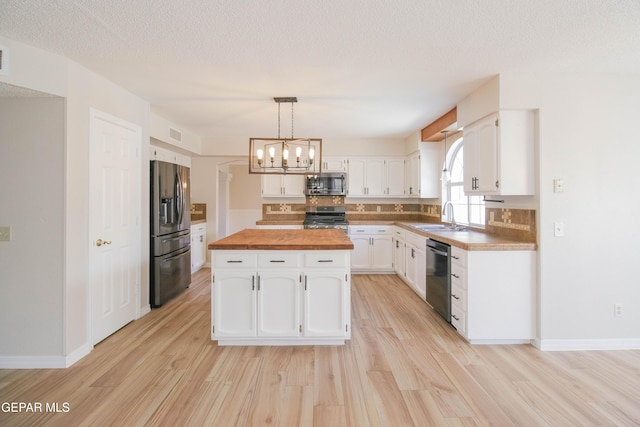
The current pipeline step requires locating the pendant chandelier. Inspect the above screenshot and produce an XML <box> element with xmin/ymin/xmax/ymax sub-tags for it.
<box><xmin>249</xmin><ymin>97</ymin><xmax>322</xmax><ymax>174</ymax></box>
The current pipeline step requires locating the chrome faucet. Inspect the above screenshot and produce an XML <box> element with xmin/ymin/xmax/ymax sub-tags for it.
<box><xmin>442</xmin><ymin>201</ymin><xmax>457</xmax><ymax>229</ymax></box>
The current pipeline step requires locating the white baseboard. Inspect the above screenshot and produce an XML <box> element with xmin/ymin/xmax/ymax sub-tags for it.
<box><xmin>0</xmin><ymin>343</ymin><xmax>92</xmax><ymax>369</ymax></box>
<box><xmin>534</xmin><ymin>338</ymin><xmax>640</xmax><ymax>351</ymax></box>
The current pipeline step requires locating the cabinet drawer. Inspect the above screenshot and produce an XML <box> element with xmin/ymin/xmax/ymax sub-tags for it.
<box><xmin>451</xmin><ymin>263</ymin><xmax>466</xmax><ymax>289</ymax></box>
<box><xmin>451</xmin><ymin>282</ymin><xmax>466</xmax><ymax>310</ymax></box>
<box><xmin>214</xmin><ymin>252</ymin><xmax>257</xmax><ymax>268</ymax></box>
<box><xmin>451</xmin><ymin>304</ymin><xmax>466</xmax><ymax>336</ymax></box>
<box><xmin>349</xmin><ymin>225</ymin><xmax>391</xmax><ymax>235</ymax></box>
<box><xmin>258</xmin><ymin>253</ymin><xmax>300</xmax><ymax>268</ymax></box>
<box><xmin>405</xmin><ymin>230</ymin><xmax>427</xmax><ymax>248</ymax></box>
<box><xmin>451</xmin><ymin>246</ymin><xmax>466</xmax><ymax>267</ymax></box>
<box><xmin>192</xmin><ymin>224</ymin><xmax>206</xmax><ymax>233</ymax></box>
<box><xmin>305</xmin><ymin>252</ymin><xmax>348</xmax><ymax>268</ymax></box>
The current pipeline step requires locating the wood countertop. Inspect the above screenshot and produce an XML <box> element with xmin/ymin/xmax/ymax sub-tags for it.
<box><xmin>208</xmin><ymin>229</ymin><xmax>354</xmax><ymax>250</ymax></box>
<box><xmin>394</xmin><ymin>223</ymin><xmax>536</xmax><ymax>251</ymax></box>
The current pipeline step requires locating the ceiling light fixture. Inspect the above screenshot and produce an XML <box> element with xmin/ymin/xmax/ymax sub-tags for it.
<box><xmin>441</xmin><ymin>130</ymin><xmax>450</xmax><ymax>183</ymax></box>
<box><xmin>249</xmin><ymin>97</ymin><xmax>322</xmax><ymax>175</ymax></box>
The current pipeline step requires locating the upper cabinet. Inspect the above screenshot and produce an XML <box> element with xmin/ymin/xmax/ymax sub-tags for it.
<box><xmin>463</xmin><ymin>110</ymin><xmax>534</xmax><ymax>196</ymax></box>
<box><xmin>262</xmin><ymin>174</ymin><xmax>305</xmax><ymax>197</ymax></box>
<box><xmin>347</xmin><ymin>158</ymin><xmax>404</xmax><ymax>197</ymax></box>
<box><xmin>405</xmin><ymin>143</ymin><xmax>440</xmax><ymax>199</ymax></box>
<box><xmin>321</xmin><ymin>157</ymin><xmax>347</xmax><ymax>172</ymax></box>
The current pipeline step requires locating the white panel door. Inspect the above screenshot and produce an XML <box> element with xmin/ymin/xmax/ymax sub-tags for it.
<box><xmin>90</xmin><ymin>109</ymin><xmax>140</xmax><ymax>345</ymax></box>
<box><xmin>257</xmin><ymin>271</ymin><xmax>301</xmax><ymax>336</ymax></box>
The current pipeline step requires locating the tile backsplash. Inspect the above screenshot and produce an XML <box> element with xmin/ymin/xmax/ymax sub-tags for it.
<box><xmin>261</xmin><ymin>197</ymin><xmax>537</xmax><ymax>243</ymax></box>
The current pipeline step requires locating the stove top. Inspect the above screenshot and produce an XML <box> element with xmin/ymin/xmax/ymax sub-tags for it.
<box><xmin>303</xmin><ymin>206</ymin><xmax>348</xmax><ymax>230</ymax></box>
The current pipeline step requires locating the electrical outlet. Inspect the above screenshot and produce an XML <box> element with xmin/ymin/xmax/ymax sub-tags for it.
<box><xmin>0</xmin><ymin>226</ymin><xmax>11</xmax><ymax>242</ymax></box>
<box><xmin>614</xmin><ymin>304</ymin><xmax>623</xmax><ymax>318</ymax></box>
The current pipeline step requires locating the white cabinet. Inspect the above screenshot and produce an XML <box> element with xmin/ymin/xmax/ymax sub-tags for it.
<box><xmin>262</xmin><ymin>174</ymin><xmax>305</xmax><ymax>197</ymax></box>
<box><xmin>322</xmin><ymin>157</ymin><xmax>347</xmax><ymax>172</ymax></box>
<box><xmin>257</xmin><ymin>270</ymin><xmax>301</xmax><ymax>337</ymax></box>
<box><xmin>449</xmin><ymin>247</ymin><xmax>536</xmax><ymax>343</ymax></box>
<box><xmin>386</xmin><ymin>158</ymin><xmax>406</xmax><ymax>197</ymax></box>
<box><xmin>463</xmin><ymin>110</ymin><xmax>534</xmax><ymax>195</ymax></box>
<box><xmin>403</xmin><ymin>230</ymin><xmax>427</xmax><ymax>299</ymax></box>
<box><xmin>392</xmin><ymin>227</ymin><xmax>406</xmax><ymax>277</ymax></box>
<box><xmin>304</xmin><ymin>270</ymin><xmax>350</xmax><ymax>338</ymax></box>
<box><xmin>213</xmin><ymin>270</ymin><xmax>257</xmax><ymax>337</ymax></box>
<box><xmin>150</xmin><ymin>145</ymin><xmax>191</xmax><ymax>167</ymax></box>
<box><xmin>349</xmin><ymin>225</ymin><xmax>393</xmax><ymax>272</ymax></box>
<box><xmin>191</xmin><ymin>223</ymin><xmax>207</xmax><ymax>273</ymax></box>
<box><xmin>405</xmin><ymin>145</ymin><xmax>440</xmax><ymax>198</ymax></box>
<box><xmin>211</xmin><ymin>250</ymin><xmax>351</xmax><ymax>344</ymax></box>
<box><xmin>347</xmin><ymin>158</ymin><xmax>404</xmax><ymax>197</ymax></box>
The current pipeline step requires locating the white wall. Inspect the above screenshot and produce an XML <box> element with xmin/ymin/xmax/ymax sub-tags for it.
<box><xmin>0</xmin><ymin>97</ymin><xmax>65</xmax><ymax>356</ymax></box>
<box><xmin>0</xmin><ymin>36</ymin><xmax>151</xmax><ymax>366</ymax></box>
<box><xmin>461</xmin><ymin>72</ymin><xmax>640</xmax><ymax>348</ymax></box>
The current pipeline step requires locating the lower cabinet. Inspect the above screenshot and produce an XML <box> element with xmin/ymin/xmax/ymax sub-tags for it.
<box><xmin>450</xmin><ymin>246</ymin><xmax>536</xmax><ymax>343</ymax></box>
<box><xmin>211</xmin><ymin>250</ymin><xmax>351</xmax><ymax>345</ymax></box>
<box><xmin>349</xmin><ymin>225</ymin><xmax>393</xmax><ymax>272</ymax></box>
<box><xmin>394</xmin><ymin>226</ymin><xmax>427</xmax><ymax>300</ymax></box>
<box><xmin>191</xmin><ymin>223</ymin><xmax>207</xmax><ymax>273</ymax></box>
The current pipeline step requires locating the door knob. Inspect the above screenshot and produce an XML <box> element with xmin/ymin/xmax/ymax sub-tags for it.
<box><xmin>96</xmin><ymin>239</ymin><xmax>112</xmax><ymax>247</ymax></box>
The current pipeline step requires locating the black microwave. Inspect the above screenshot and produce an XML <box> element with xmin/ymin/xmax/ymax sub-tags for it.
<box><xmin>305</xmin><ymin>173</ymin><xmax>347</xmax><ymax>196</ymax></box>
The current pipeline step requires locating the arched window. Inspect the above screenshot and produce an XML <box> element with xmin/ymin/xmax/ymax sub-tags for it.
<box><xmin>442</xmin><ymin>136</ymin><xmax>485</xmax><ymax>227</ymax></box>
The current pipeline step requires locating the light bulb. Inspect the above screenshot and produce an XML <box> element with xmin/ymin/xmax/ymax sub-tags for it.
<box><xmin>257</xmin><ymin>148</ymin><xmax>263</xmax><ymax>160</ymax></box>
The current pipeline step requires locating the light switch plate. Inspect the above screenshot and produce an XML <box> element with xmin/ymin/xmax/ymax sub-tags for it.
<box><xmin>0</xmin><ymin>226</ymin><xmax>11</xmax><ymax>242</ymax></box>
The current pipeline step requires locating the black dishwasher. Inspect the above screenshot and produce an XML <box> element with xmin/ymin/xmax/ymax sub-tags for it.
<box><xmin>425</xmin><ymin>239</ymin><xmax>451</xmax><ymax>323</ymax></box>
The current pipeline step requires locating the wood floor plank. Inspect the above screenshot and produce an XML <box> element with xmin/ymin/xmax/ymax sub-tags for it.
<box><xmin>1</xmin><ymin>270</ymin><xmax>639</xmax><ymax>426</ymax></box>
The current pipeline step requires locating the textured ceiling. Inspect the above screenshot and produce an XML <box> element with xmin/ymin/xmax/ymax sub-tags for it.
<box><xmin>1</xmin><ymin>0</ymin><xmax>639</xmax><ymax>144</ymax></box>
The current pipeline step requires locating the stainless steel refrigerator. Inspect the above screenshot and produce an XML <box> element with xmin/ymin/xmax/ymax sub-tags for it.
<box><xmin>150</xmin><ymin>160</ymin><xmax>191</xmax><ymax>307</ymax></box>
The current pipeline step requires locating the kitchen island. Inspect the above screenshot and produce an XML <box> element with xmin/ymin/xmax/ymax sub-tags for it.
<box><xmin>208</xmin><ymin>229</ymin><xmax>354</xmax><ymax>345</ymax></box>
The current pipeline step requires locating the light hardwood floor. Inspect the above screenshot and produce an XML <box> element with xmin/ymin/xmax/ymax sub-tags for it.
<box><xmin>1</xmin><ymin>269</ymin><xmax>639</xmax><ymax>426</ymax></box>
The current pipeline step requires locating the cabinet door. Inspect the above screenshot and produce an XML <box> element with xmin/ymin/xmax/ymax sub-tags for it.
<box><xmin>323</xmin><ymin>157</ymin><xmax>346</xmax><ymax>172</ymax></box>
<box><xmin>412</xmin><ymin>245</ymin><xmax>426</xmax><ymax>299</ymax></box>
<box><xmin>282</xmin><ymin>174</ymin><xmax>304</xmax><ymax>196</ymax></box>
<box><xmin>366</xmin><ymin>159</ymin><xmax>386</xmax><ymax>196</ymax></box>
<box><xmin>393</xmin><ymin>237</ymin><xmax>405</xmax><ymax>276</ymax></box>
<box><xmin>386</xmin><ymin>158</ymin><xmax>405</xmax><ymax>196</ymax></box>
<box><xmin>304</xmin><ymin>271</ymin><xmax>348</xmax><ymax>337</ymax></box>
<box><xmin>464</xmin><ymin>113</ymin><xmax>499</xmax><ymax>194</ymax></box>
<box><xmin>212</xmin><ymin>271</ymin><xmax>256</xmax><ymax>337</ymax></box>
<box><xmin>262</xmin><ymin>175</ymin><xmax>283</xmax><ymax>196</ymax></box>
<box><xmin>257</xmin><ymin>271</ymin><xmax>301</xmax><ymax>336</ymax></box>
<box><xmin>350</xmin><ymin>235</ymin><xmax>371</xmax><ymax>269</ymax></box>
<box><xmin>347</xmin><ymin>158</ymin><xmax>366</xmax><ymax>196</ymax></box>
<box><xmin>371</xmin><ymin>235</ymin><xmax>393</xmax><ymax>270</ymax></box>
<box><xmin>405</xmin><ymin>152</ymin><xmax>420</xmax><ymax>197</ymax></box>
<box><xmin>405</xmin><ymin>243</ymin><xmax>418</xmax><ymax>290</ymax></box>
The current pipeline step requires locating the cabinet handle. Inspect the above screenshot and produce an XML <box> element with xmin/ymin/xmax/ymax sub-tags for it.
<box><xmin>452</xmin><ymin>273</ymin><xmax>460</xmax><ymax>279</ymax></box>
<box><xmin>227</xmin><ymin>260</ymin><xmax>243</xmax><ymax>263</ymax></box>
<box><xmin>318</xmin><ymin>259</ymin><xmax>334</xmax><ymax>263</ymax></box>
<box><xmin>452</xmin><ymin>255</ymin><xmax>460</xmax><ymax>260</ymax></box>
<box><xmin>257</xmin><ymin>275</ymin><xmax>261</xmax><ymax>291</ymax></box>
<box><xmin>252</xmin><ymin>276</ymin><xmax>255</xmax><ymax>291</ymax></box>
<box><xmin>269</xmin><ymin>260</ymin><xmax>285</xmax><ymax>263</ymax></box>
<box><xmin>452</xmin><ymin>294</ymin><xmax>460</xmax><ymax>300</ymax></box>
<box><xmin>304</xmin><ymin>275</ymin><xmax>307</xmax><ymax>291</ymax></box>
<box><xmin>452</xmin><ymin>314</ymin><xmax>460</xmax><ymax>321</ymax></box>
<box><xmin>411</xmin><ymin>248</ymin><xmax>415</xmax><ymax>258</ymax></box>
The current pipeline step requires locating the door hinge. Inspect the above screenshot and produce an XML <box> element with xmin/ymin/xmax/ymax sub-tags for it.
<box><xmin>495</xmin><ymin>180</ymin><xmax>500</xmax><ymax>189</ymax></box>
<box><xmin>346</xmin><ymin>324</ymin><xmax>349</xmax><ymax>332</ymax></box>
<box><xmin>299</xmin><ymin>324</ymin><xmax>302</xmax><ymax>333</ymax></box>
<box><xmin>212</xmin><ymin>325</ymin><xmax>215</xmax><ymax>334</ymax></box>
<box><xmin>345</xmin><ymin>273</ymin><xmax>348</xmax><ymax>282</ymax></box>
<box><xmin>495</xmin><ymin>118</ymin><xmax>499</xmax><ymax>127</ymax></box>
<box><xmin>212</xmin><ymin>274</ymin><xmax>215</xmax><ymax>283</ymax></box>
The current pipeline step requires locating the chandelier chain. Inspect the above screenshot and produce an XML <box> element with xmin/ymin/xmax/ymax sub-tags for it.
<box><xmin>291</xmin><ymin>101</ymin><xmax>294</xmax><ymax>139</ymax></box>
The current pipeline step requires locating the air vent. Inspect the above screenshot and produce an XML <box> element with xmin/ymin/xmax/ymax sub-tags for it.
<box><xmin>0</xmin><ymin>46</ymin><xmax>7</xmax><ymax>75</ymax></box>
<box><xmin>169</xmin><ymin>127</ymin><xmax>182</xmax><ymax>143</ymax></box>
